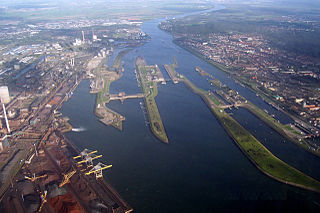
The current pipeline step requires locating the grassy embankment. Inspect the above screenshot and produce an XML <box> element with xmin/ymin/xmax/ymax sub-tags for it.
<box><xmin>243</xmin><ymin>102</ymin><xmax>299</xmax><ymax>136</ymax></box>
<box><xmin>241</xmin><ymin>102</ymin><xmax>319</xmax><ymax>156</ymax></box>
<box><xmin>136</xmin><ymin>62</ymin><xmax>168</xmax><ymax>143</ymax></box>
<box><xmin>95</xmin><ymin>49</ymin><xmax>132</xmax><ymax>107</ymax></box>
<box><xmin>172</xmin><ymin>65</ymin><xmax>320</xmax><ymax>192</ymax></box>
<box><xmin>112</xmin><ymin>49</ymin><xmax>132</xmax><ymax>73</ymax></box>
<box><xmin>94</xmin><ymin>57</ymin><xmax>111</xmax><ymax>107</ymax></box>
<box><xmin>199</xmin><ymin>67</ymin><xmax>302</xmax><ymax>140</ymax></box>
<box><xmin>213</xmin><ymin>105</ymin><xmax>320</xmax><ymax>192</ymax></box>
<box><xmin>95</xmin><ymin>78</ymin><xmax>123</xmax><ymax>130</ymax></box>
<box><xmin>197</xmin><ymin>60</ymin><xmax>319</xmax><ymax>156</ymax></box>
<box><xmin>165</xmin><ymin>59</ymin><xmax>223</xmax><ymax>106</ymax></box>
<box><xmin>174</xmin><ymin>40</ymin><xmax>320</xmax><ymax>156</ymax></box>
<box><xmin>94</xmin><ymin>50</ymin><xmax>130</xmax><ymax>130</ymax></box>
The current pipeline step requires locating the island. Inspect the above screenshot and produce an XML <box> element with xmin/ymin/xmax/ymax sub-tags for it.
<box><xmin>135</xmin><ymin>57</ymin><xmax>169</xmax><ymax>143</ymax></box>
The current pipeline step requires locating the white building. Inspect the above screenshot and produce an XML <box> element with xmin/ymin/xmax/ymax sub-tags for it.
<box><xmin>73</xmin><ymin>39</ymin><xmax>82</xmax><ymax>46</ymax></box>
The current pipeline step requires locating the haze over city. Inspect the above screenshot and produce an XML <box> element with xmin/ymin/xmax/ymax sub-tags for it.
<box><xmin>0</xmin><ymin>0</ymin><xmax>320</xmax><ymax>212</ymax></box>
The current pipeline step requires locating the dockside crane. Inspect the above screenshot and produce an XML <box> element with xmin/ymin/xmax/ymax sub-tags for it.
<box><xmin>77</xmin><ymin>154</ymin><xmax>102</xmax><ymax>167</ymax></box>
<box><xmin>59</xmin><ymin>169</ymin><xmax>76</xmax><ymax>188</ymax></box>
<box><xmin>38</xmin><ymin>190</ymin><xmax>47</xmax><ymax>212</ymax></box>
<box><xmin>25</xmin><ymin>173</ymin><xmax>47</xmax><ymax>182</ymax></box>
<box><xmin>73</xmin><ymin>149</ymin><xmax>98</xmax><ymax>159</ymax></box>
<box><xmin>85</xmin><ymin>162</ymin><xmax>112</xmax><ymax>179</ymax></box>
<box><xmin>73</xmin><ymin>149</ymin><xmax>101</xmax><ymax>167</ymax></box>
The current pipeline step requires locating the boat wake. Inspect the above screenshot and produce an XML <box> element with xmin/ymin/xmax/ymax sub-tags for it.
<box><xmin>72</xmin><ymin>127</ymin><xmax>86</xmax><ymax>132</ymax></box>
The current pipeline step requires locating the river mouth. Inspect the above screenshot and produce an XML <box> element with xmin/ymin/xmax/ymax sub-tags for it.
<box><xmin>60</xmin><ymin>5</ymin><xmax>320</xmax><ymax>213</ymax></box>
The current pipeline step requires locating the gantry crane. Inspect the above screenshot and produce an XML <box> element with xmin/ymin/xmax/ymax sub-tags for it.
<box><xmin>77</xmin><ymin>154</ymin><xmax>102</xmax><ymax>167</ymax></box>
<box><xmin>73</xmin><ymin>149</ymin><xmax>101</xmax><ymax>167</ymax></box>
<box><xmin>85</xmin><ymin>162</ymin><xmax>112</xmax><ymax>179</ymax></box>
<box><xmin>73</xmin><ymin>149</ymin><xmax>98</xmax><ymax>159</ymax></box>
<box><xmin>59</xmin><ymin>170</ymin><xmax>76</xmax><ymax>188</ymax></box>
<box><xmin>25</xmin><ymin>173</ymin><xmax>47</xmax><ymax>182</ymax></box>
<box><xmin>38</xmin><ymin>190</ymin><xmax>47</xmax><ymax>212</ymax></box>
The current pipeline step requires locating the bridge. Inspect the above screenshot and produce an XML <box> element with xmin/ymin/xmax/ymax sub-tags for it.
<box><xmin>219</xmin><ymin>103</ymin><xmax>243</xmax><ymax>109</ymax></box>
<box><xmin>109</xmin><ymin>92</ymin><xmax>144</xmax><ymax>103</ymax></box>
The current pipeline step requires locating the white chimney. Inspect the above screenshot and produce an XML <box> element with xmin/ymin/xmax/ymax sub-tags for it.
<box><xmin>0</xmin><ymin>86</ymin><xmax>10</xmax><ymax>104</ymax></box>
<box><xmin>2</xmin><ymin>103</ymin><xmax>10</xmax><ymax>134</ymax></box>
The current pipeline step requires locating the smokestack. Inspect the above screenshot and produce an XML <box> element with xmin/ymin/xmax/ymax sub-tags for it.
<box><xmin>2</xmin><ymin>103</ymin><xmax>10</xmax><ymax>134</ymax></box>
<box><xmin>70</xmin><ymin>58</ymin><xmax>74</xmax><ymax>67</ymax></box>
<box><xmin>82</xmin><ymin>31</ymin><xmax>85</xmax><ymax>42</ymax></box>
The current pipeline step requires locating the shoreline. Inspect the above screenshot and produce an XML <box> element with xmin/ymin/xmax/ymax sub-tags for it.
<box><xmin>91</xmin><ymin>50</ymin><xmax>129</xmax><ymax>131</ymax></box>
<box><xmin>204</xmin><ymin>96</ymin><xmax>320</xmax><ymax>194</ymax></box>
<box><xmin>213</xmin><ymin>108</ymin><xmax>320</xmax><ymax>194</ymax></box>
<box><xmin>143</xmin><ymin>96</ymin><xmax>169</xmax><ymax>144</ymax></box>
<box><xmin>241</xmin><ymin>103</ymin><xmax>320</xmax><ymax>158</ymax></box>
<box><xmin>135</xmin><ymin>57</ymin><xmax>169</xmax><ymax>143</ymax></box>
<box><xmin>55</xmin><ymin>130</ymin><xmax>133</xmax><ymax>211</ymax></box>
<box><xmin>175</xmin><ymin>71</ymin><xmax>320</xmax><ymax>193</ymax></box>
<box><xmin>172</xmin><ymin>39</ymin><xmax>320</xmax><ymax>158</ymax></box>
<box><xmin>0</xmin><ymin>72</ymin><xmax>134</xmax><ymax>212</ymax></box>
<box><xmin>57</xmin><ymin>76</ymin><xmax>133</xmax><ymax>211</ymax></box>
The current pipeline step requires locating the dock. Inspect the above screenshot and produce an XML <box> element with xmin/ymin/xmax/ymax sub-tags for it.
<box><xmin>0</xmin><ymin>72</ymin><xmax>133</xmax><ymax>212</ymax></box>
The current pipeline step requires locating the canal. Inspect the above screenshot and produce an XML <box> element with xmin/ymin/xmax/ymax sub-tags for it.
<box><xmin>60</xmin><ymin>5</ymin><xmax>320</xmax><ymax>212</ymax></box>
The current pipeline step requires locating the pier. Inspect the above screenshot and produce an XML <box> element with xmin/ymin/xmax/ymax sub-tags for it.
<box><xmin>164</xmin><ymin>64</ymin><xmax>179</xmax><ymax>83</ymax></box>
<box><xmin>135</xmin><ymin>57</ymin><xmax>169</xmax><ymax>143</ymax></box>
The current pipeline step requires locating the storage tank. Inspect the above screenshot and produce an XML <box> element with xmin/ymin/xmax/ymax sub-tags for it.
<box><xmin>0</xmin><ymin>86</ymin><xmax>10</xmax><ymax>104</ymax></box>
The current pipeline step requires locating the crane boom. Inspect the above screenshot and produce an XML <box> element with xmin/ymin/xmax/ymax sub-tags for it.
<box><xmin>25</xmin><ymin>174</ymin><xmax>47</xmax><ymax>182</ymax></box>
<box><xmin>73</xmin><ymin>150</ymin><xmax>98</xmax><ymax>159</ymax></box>
<box><xmin>85</xmin><ymin>165</ymin><xmax>112</xmax><ymax>175</ymax></box>
<box><xmin>38</xmin><ymin>191</ymin><xmax>47</xmax><ymax>212</ymax></box>
<box><xmin>77</xmin><ymin>154</ymin><xmax>102</xmax><ymax>164</ymax></box>
<box><xmin>59</xmin><ymin>170</ymin><xmax>76</xmax><ymax>188</ymax></box>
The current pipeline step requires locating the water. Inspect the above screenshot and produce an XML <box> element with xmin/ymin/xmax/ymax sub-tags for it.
<box><xmin>107</xmin><ymin>48</ymin><xmax>123</xmax><ymax>68</ymax></box>
<box><xmin>232</xmin><ymin>108</ymin><xmax>320</xmax><ymax>180</ymax></box>
<box><xmin>60</xmin><ymin>5</ymin><xmax>320</xmax><ymax>212</ymax></box>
